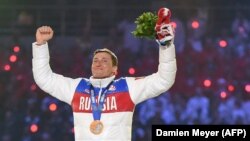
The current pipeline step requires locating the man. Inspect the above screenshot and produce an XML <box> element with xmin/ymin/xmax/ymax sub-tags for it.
<box><xmin>32</xmin><ymin>8</ymin><xmax>176</xmax><ymax>141</ymax></box>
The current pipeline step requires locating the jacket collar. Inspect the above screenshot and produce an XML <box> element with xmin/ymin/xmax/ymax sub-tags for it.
<box><xmin>89</xmin><ymin>75</ymin><xmax>115</xmax><ymax>88</ymax></box>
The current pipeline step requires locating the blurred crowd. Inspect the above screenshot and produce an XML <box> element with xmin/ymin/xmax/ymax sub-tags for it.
<box><xmin>0</xmin><ymin>4</ymin><xmax>250</xmax><ymax>141</ymax></box>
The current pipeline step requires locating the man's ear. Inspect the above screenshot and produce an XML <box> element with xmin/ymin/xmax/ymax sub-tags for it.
<box><xmin>112</xmin><ymin>66</ymin><xmax>118</xmax><ymax>75</ymax></box>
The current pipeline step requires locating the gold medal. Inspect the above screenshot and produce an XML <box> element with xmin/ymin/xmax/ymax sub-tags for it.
<box><xmin>90</xmin><ymin>120</ymin><xmax>104</xmax><ymax>135</ymax></box>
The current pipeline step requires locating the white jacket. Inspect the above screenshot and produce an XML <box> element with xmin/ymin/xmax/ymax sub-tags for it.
<box><xmin>32</xmin><ymin>42</ymin><xmax>177</xmax><ymax>141</ymax></box>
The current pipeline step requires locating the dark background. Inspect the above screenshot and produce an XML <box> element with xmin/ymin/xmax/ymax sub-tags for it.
<box><xmin>0</xmin><ymin>0</ymin><xmax>250</xmax><ymax>141</ymax></box>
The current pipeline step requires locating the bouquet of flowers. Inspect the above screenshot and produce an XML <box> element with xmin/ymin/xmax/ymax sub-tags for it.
<box><xmin>131</xmin><ymin>12</ymin><xmax>158</xmax><ymax>40</ymax></box>
<box><xmin>132</xmin><ymin>7</ymin><xmax>173</xmax><ymax>45</ymax></box>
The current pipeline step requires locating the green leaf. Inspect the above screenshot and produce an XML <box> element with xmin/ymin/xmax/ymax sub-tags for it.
<box><xmin>132</xmin><ymin>11</ymin><xmax>158</xmax><ymax>40</ymax></box>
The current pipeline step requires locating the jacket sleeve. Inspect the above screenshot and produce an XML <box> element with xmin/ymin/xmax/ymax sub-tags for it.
<box><xmin>126</xmin><ymin>43</ymin><xmax>177</xmax><ymax>104</ymax></box>
<box><xmin>32</xmin><ymin>42</ymin><xmax>81</xmax><ymax>105</ymax></box>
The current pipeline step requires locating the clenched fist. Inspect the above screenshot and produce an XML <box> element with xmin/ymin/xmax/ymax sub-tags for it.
<box><xmin>36</xmin><ymin>26</ymin><xmax>54</xmax><ymax>45</ymax></box>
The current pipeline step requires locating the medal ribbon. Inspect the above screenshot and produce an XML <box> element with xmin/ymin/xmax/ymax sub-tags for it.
<box><xmin>90</xmin><ymin>81</ymin><xmax>113</xmax><ymax>120</ymax></box>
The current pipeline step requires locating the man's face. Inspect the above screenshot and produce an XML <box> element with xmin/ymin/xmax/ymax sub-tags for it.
<box><xmin>91</xmin><ymin>52</ymin><xmax>117</xmax><ymax>79</ymax></box>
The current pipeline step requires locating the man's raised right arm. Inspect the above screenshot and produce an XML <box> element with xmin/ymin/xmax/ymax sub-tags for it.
<box><xmin>32</xmin><ymin>26</ymin><xmax>81</xmax><ymax>104</ymax></box>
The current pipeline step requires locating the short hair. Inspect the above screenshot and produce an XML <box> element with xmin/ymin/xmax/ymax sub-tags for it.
<box><xmin>93</xmin><ymin>48</ymin><xmax>118</xmax><ymax>67</ymax></box>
